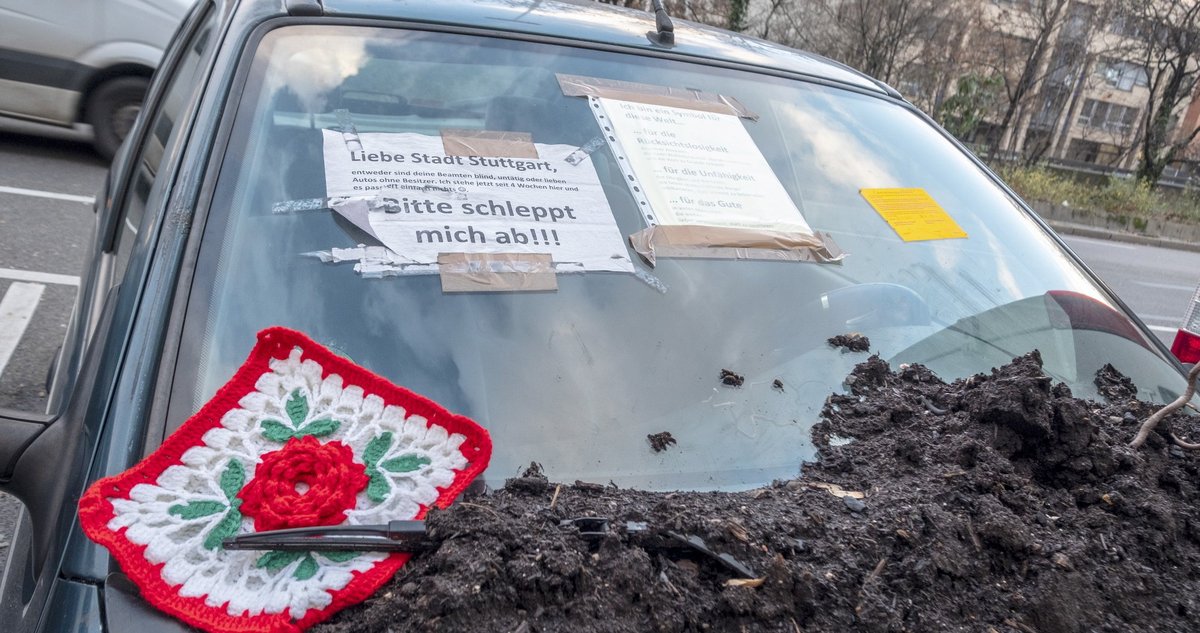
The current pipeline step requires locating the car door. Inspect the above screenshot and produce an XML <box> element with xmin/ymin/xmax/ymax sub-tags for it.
<box><xmin>0</xmin><ymin>3</ymin><xmax>220</xmax><ymax>632</ymax></box>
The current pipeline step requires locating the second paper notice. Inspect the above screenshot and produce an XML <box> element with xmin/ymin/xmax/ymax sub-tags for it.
<box><xmin>597</xmin><ymin>97</ymin><xmax>813</xmax><ymax>234</ymax></box>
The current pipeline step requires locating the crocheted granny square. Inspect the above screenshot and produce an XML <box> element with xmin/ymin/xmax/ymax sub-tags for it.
<box><xmin>78</xmin><ymin>327</ymin><xmax>492</xmax><ymax>633</ymax></box>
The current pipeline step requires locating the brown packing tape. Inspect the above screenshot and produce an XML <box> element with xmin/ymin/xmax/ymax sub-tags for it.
<box><xmin>628</xmin><ymin>225</ymin><xmax>845</xmax><ymax>267</ymax></box>
<box><xmin>441</xmin><ymin>129</ymin><xmax>538</xmax><ymax>158</ymax></box>
<box><xmin>438</xmin><ymin>252</ymin><xmax>558</xmax><ymax>293</ymax></box>
<box><xmin>556</xmin><ymin>73</ymin><xmax>759</xmax><ymax>121</ymax></box>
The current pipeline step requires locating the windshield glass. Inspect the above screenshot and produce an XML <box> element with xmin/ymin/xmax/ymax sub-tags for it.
<box><xmin>170</xmin><ymin>24</ymin><xmax>1185</xmax><ymax>491</ymax></box>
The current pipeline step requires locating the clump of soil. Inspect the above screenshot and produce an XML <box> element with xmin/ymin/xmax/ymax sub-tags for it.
<box><xmin>647</xmin><ymin>431</ymin><xmax>677</xmax><ymax>452</ymax></box>
<box><xmin>719</xmin><ymin>368</ymin><xmax>745</xmax><ymax>387</ymax></box>
<box><xmin>828</xmin><ymin>333</ymin><xmax>871</xmax><ymax>352</ymax></box>
<box><xmin>317</xmin><ymin>352</ymin><xmax>1200</xmax><ymax>633</ymax></box>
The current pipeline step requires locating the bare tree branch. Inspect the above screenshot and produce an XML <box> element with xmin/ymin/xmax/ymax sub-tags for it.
<box><xmin>1131</xmin><ymin>362</ymin><xmax>1200</xmax><ymax>449</ymax></box>
<box><xmin>1122</xmin><ymin>0</ymin><xmax>1200</xmax><ymax>184</ymax></box>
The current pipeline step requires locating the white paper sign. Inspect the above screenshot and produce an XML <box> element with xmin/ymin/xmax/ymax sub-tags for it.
<box><xmin>322</xmin><ymin>130</ymin><xmax>634</xmax><ymax>274</ymax></box>
<box><xmin>595</xmin><ymin>97</ymin><xmax>813</xmax><ymax>234</ymax></box>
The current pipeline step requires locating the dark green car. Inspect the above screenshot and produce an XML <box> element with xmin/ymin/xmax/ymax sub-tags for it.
<box><xmin>0</xmin><ymin>0</ymin><xmax>1191</xmax><ymax>630</ymax></box>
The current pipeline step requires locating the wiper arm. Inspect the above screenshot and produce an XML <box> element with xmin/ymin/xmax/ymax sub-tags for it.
<box><xmin>222</xmin><ymin>520</ymin><xmax>430</xmax><ymax>552</ymax></box>
<box><xmin>225</xmin><ymin>517</ymin><xmax>758</xmax><ymax>580</ymax></box>
<box><xmin>559</xmin><ymin>517</ymin><xmax>758</xmax><ymax>578</ymax></box>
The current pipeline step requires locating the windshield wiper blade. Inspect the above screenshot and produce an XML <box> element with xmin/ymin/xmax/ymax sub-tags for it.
<box><xmin>559</xmin><ymin>517</ymin><xmax>758</xmax><ymax>578</ymax></box>
<box><xmin>223</xmin><ymin>520</ymin><xmax>430</xmax><ymax>552</ymax></box>
<box><xmin>226</xmin><ymin>516</ymin><xmax>757</xmax><ymax>579</ymax></box>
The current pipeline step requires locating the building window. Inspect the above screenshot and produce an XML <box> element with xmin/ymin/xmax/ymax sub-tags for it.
<box><xmin>1110</xmin><ymin>14</ymin><xmax>1149</xmax><ymax>40</ymax></box>
<box><xmin>1066</xmin><ymin>139</ymin><xmax>1100</xmax><ymax>163</ymax></box>
<box><xmin>1096</xmin><ymin>58</ymin><xmax>1149</xmax><ymax>91</ymax></box>
<box><xmin>1062</xmin><ymin>3</ymin><xmax>1095</xmax><ymax>41</ymax></box>
<box><xmin>1077</xmin><ymin>99</ymin><xmax>1139</xmax><ymax>135</ymax></box>
<box><xmin>1032</xmin><ymin>88</ymin><xmax>1068</xmax><ymax>130</ymax></box>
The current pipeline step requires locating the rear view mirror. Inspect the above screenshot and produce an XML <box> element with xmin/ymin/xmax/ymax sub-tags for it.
<box><xmin>0</xmin><ymin>409</ymin><xmax>51</xmax><ymax>483</ymax></box>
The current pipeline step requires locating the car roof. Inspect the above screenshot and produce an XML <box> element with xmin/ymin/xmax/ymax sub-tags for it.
<box><xmin>291</xmin><ymin>0</ymin><xmax>887</xmax><ymax>95</ymax></box>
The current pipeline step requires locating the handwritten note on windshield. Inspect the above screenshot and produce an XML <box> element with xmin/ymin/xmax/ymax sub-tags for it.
<box><xmin>322</xmin><ymin>130</ymin><xmax>633</xmax><ymax>274</ymax></box>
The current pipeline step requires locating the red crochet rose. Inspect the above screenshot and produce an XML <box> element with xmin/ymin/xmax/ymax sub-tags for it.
<box><xmin>238</xmin><ymin>436</ymin><xmax>369</xmax><ymax>532</ymax></box>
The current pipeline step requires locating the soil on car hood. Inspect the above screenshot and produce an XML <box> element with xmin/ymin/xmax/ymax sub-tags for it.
<box><xmin>316</xmin><ymin>352</ymin><xmax>1200</xmax><ymax>633</ymax></box>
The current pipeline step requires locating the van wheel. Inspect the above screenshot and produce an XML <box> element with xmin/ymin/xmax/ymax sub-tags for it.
<box><xmin>87</xmin><ymin>77</ymin><xmax>149</xmax><ymax>161</ymax></box>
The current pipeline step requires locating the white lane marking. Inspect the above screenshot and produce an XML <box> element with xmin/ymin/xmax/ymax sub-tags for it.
<box><xmin>0</xmin><ymin>267</ymin><xmax>80</xmax><ymax>287</ymax></box>
<box><xmin>1061</xmin><ymin>235</ymin><xmax>1137</xmax><ymax>251</ymax></box>
<box><xmin>1134</xmin><ymin>280</ymin><xmax>1196</xmax><ymax>292</ymax></box>
<box><xmin>0</xmin><ymin>185</ymin><xmax>94</xmax><ymax>205</ymax></box>
<box><xmin>1148</xmin><ymin>325</ymin><xmax>1178</xmax><ymax>334</ymax></box>
<box><xmin>0</xmin><ymin>282</ymin><xmax>45</xmax><ymax>377</ymax></box>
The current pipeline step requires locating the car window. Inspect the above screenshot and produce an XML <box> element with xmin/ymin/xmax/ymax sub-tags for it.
<box><xmin>110</xmin><ymin>9</ymin><xmax>215</xmax><ymax>282</ymax></box>
<box><xmin>170</xmin><ymin>25</ymin><xmax>1186</xmax><ymax>491</ymax></box>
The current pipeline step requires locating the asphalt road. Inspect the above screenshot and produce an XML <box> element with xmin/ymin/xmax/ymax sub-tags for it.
<box><xmin>0</xmin><ymin>121</ymin><xmax>105</xmax><ymax>567</ymax></box>
<box><xmin>0</xmin><ymin>123</ymin><xmax>1196</xmax><ymax>575</ymax></box>
<box><xmin>0</xmin><ymin>123</ymin><xmax>103</xmax><ymax>412</ymax></box>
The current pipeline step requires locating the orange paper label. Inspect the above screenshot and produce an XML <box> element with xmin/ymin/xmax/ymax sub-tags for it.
<box><xmin>860</xmin><ymin>188</ymin><xmax>967</xmax><ymax>242</ymax></box>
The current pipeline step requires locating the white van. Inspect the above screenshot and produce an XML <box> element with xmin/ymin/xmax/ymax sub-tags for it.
<box><xmin>0</xmin><ymin>0</ymin><xmax>192</xmax><ymax>158</ymax></box>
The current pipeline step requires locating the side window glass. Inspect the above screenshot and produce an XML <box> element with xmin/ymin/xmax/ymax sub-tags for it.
<box><xmin>110</xmin><ymin>11</ymin><xmax>215</xmax><ymax>280</ymax></box>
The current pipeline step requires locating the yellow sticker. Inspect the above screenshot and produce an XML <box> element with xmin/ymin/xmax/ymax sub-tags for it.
<box><xmin>859</xmin><ymin>188</ymin><xmax>967</xmax><ymax>242</ymax></box>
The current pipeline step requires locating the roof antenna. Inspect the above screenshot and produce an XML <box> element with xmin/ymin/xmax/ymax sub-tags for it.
<box><xmin>647</xmin><ymin>0</ymin><xmax>675</xmax><ymax>47</ymax></box>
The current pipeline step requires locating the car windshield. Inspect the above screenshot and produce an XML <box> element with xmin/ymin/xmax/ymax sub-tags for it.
<box><xmin>169</xmin><ymin>24</ymin><xmax>1185</xmax><ymax>491</ymax></box>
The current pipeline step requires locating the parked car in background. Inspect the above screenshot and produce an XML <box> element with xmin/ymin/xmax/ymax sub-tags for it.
<box><xmin>0</xmin><ymin>0</ymin><xmax>191</xmax><ymax>158</ymax></box>
<box><xmin>0</xmin><ymin>0</ymin><xmax>1196</xmax><ymax>630</ymax></box>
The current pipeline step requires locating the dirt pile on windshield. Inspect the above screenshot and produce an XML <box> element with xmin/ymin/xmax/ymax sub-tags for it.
<box><xmin>317</xmin><ymin>353</ymin><xmax>1200</xmax><ymax>633</ymax></box>
<box><xmin>827</xmin><ymin>332</ymin><xmax>871</xmax><ymax>352</ymax></box>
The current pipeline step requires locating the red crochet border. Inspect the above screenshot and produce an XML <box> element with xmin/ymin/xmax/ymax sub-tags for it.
<box><xmin>78</xmin><ymin>327</ymin><xmax>493</xmax><ymax>633</ymax></box>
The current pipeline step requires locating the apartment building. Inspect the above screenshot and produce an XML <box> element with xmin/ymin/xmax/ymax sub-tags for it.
<box><xmin>740</xmin><ymin>0</ymin><xmax>1200</xmax><ymax>179</ymax></box>
<box><xmin>937</xmin><ymin>0</ymin><xmax>1198</xmax><ymax>174</ymax></box>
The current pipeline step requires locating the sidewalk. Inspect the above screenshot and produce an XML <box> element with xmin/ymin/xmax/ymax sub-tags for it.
<box><xmin>1029</xmin><ymin>200</ymin><xmax>1200</xmax><ymax>253</ymax></box>
<box><xmin>1044</xmin><ymin>219</ymin><xmax>1200</xmax><ymax>253</ymax></box>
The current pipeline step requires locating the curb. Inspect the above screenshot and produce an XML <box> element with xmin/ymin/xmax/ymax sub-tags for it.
<box><xmin>1044</xmin><ymin>220</ymin><xmax>1200</xmax><ymax>254</ymax></box>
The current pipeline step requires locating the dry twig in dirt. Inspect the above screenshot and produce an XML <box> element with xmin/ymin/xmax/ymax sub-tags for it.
<box><xmin>1131</xmin><ymin>362</ymin><xmax>1200</xmax><ymax>449</ymax></box>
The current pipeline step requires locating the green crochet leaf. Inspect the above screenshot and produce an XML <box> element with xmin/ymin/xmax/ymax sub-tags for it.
<box><xmin>381</xmin><ymin>454</ymin><xmax>431</xmax><ymax>473</ymax></box>
<box><xmin>256</xmin><ymin>550</ymin><xmax>305</xmax><ymax>572</ymax></box>
<box><xmin>366</xmin><ymin>471</ymin><xmax>391</xmax><ymax>503</ymax></box>
<box><xmin>260</xmin><ymin>419</ymin><xmax>295</xmax><ymax>443</ymax></box>
<box><xmin>320</xmin><ymin>551</ymin><xmax>358</xmax><ymax>563</ymax></box>
<box><xmin>167</xmin><ymin>500</ymin><xmax>226</xmax><ymax>520</ymax></box>
<box><xmin>285</xmin><ymin>389</ymin><xmax>309</xmax><ymax>427</ymax></box>
<box><xmin>297</xmin><ymin>418</ymin><xmax>340</xmax><ymax>438</ymax></box>
<box><xmin>293</xmin><ymin>553</ymin><xmax>319</xmax><ymax>581</ymax></box>
<box><xmin>204</xmin><ymin>508</ymin><xmax>243</xmax><ymax>551</ymax></box>
<box><xmin>219</xmin><ymin>459</ymin><xmax>245</xmax><ymax>501</ymax></box>
<box><xmin>362</xmin><ymin>432</ymin><xmax>393</xmax><ymax>469</ymax></box>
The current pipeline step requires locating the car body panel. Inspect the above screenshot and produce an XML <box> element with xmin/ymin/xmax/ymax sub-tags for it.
<box><xmin>103</xmin><ymin>572</ymin><xmax>192</xmax><ymax>631</ymax></box>
<box><xmin>74</xmin><ymin>40</ymin><xmax>168</xmax><ymax>74</ymax></box>
<box><xmin>322</xmin><ymin>0</ymin><xmax>886</xmax><ymax>95</ymax></box>
<box><xmin>0</xmin><ymin>78</ymin><xmax>78</xmax><ymax>125</ymax></box>
<box><xmin>0</xmin><ymin>0</ymin><xmax>1190</xmax><ymax>631</ymax></box>
<box><xmin>38</xmin><ymin>578</ymin><xmax>102</xmax><ymax>633</ymax></box>
<box><xmin>55</xmin><ymin>0</ymin><xmax>1188</xmax><ymax>583</ymax></box>
<box><xmin>57</xmin><ymin>0</ymin><xmax>222</xmax><ymax>585</ymax></box>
